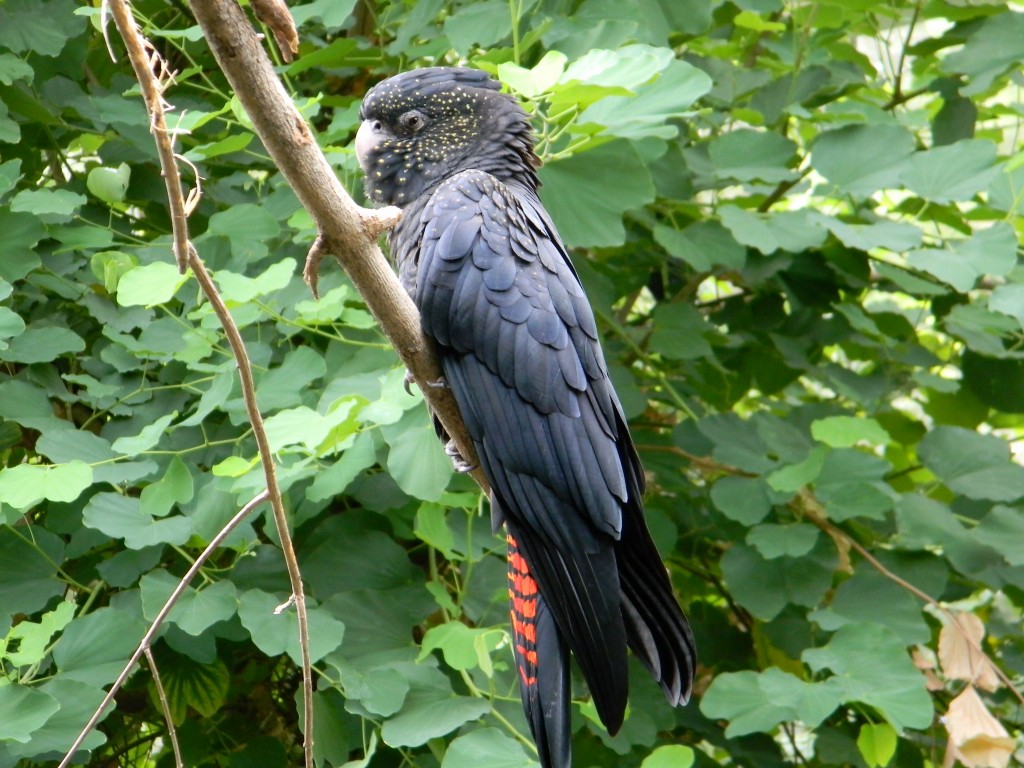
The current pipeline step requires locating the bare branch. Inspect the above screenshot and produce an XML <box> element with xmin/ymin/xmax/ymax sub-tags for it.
<box><xmin>187</xmin><ymin>0</ymin><xmax>489</xmax><ymax>494</ymax></box>
<box><xmin>145</xmin><ymin>647</ymin><xmax>183</xmax><ymax>768</ymax></box>
<box><xmin>106</xmin><ymin>0</ymin><xmax>190</xmax><ymax>272</ymax></box>
<box><xmin>105</xmin><ymin>4</ymin><xmax>321</xmax><ymax>765</ymax></box>
<box><xmin>251</xmin><ymin>0</ymin><xmax>299</xmax><ymax>61</ymax></box>
<box><xmin>57</xmin><ymin>491</ymin><xmax>269</xmax><ymax>768</ymax></box>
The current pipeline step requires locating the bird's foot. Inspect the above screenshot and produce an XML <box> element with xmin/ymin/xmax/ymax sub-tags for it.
<box><xmin>445</xmin><ymin>440</ymin><xmax>477</xmax><ymax>473</ymax></box>
<box><xmin>402</xmin><ymin>370</ymin><xmax>448</xmax><ymax>395</ymax></box>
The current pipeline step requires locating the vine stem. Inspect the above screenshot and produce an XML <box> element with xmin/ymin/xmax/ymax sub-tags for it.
<box><xmin>56</xmin><ymin>491</ymin><xmax>269</xmax><ymax>768</ymax></box>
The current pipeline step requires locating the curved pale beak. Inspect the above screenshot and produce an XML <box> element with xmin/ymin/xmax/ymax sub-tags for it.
<box><xmin>355</xmin><ymin>120</ymin><xmax>384</xmax><ymax>173</ymax></box>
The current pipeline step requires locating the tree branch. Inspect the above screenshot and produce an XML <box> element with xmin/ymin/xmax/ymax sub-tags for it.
<box><xmin>57</xmin><ymin>490</ymin><xmax>269</xmax><ymax>768</ymax></box>
<box><xmin>187</xmin><ymin>0</ymin><xmax>488</xmax><ymax>493</ymax></box>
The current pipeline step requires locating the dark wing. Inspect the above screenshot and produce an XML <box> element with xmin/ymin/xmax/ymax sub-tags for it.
<box><xmin>415</xmin><ymin>170</ymin><xmax>631</xmax><ymax>729</ymax></box>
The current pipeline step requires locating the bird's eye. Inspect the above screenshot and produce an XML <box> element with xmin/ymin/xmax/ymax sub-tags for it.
<box><xmin>398</xmin><ymin>110</ymin><xmax>428</xmax><ymax>132</ymax></box>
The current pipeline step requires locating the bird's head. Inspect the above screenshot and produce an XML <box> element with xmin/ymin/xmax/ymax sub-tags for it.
<box><xmin>355</xmin><ymin>67</ymin><xmax>540</xmax><ymax>207</ymax></box>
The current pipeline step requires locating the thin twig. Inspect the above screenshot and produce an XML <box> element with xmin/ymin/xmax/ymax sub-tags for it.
<box><xmin>57</xmin><ymin>491</ymin><xmax>269</xmax><ymax>768</ymax></box>
<box><xmin>105</xmin><ymin>0</ymin><xmax>189</xmax><ymax>272</ymax></box>
<box><xmin>796</xmin><ymin>490</ymin><xmax>1024</xmax><ymax>707</ymax></box>
<box><xmin>652</xmin><ymin>442</ymin><xmax>1022</xmax><ymax>705</ymax></box>
<box><xmin>107</xmin><ymin>4</ymin><xmax>317</xmax><ymax>764</ymax></box>
<box><xmin>144</xmin><ymin>647</ymin><xmax>183</xmax><ymax>768</ymax></box>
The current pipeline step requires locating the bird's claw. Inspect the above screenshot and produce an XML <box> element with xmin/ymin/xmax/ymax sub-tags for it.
<box><xmin>403</xmin><ymin>371</ymin><xmax>448</xmax><ymax>394</ymax></box>
<box><xmin>445</xmin><ymin>440</ymin><xmax>477</xmax><ymax>473</ymax></box>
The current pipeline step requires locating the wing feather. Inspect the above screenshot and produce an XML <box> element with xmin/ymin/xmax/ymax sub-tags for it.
<box><xmin>414</xmin><ymin>169</ymin><xmax>691</xmax><ymax>742</ymax></box>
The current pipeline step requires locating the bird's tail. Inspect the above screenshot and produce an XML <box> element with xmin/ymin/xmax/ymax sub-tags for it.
<box><xmin>617</xmin><ymin>500</ymin><xmax>696</xmax><ymax>707</ymax></box>
<box><xmin>507</xmin><ymin>531</ymin><xmax>571</xmax><ymax>768</ymax></box>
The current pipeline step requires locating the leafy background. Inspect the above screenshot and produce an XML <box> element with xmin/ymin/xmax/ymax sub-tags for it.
<box><xmin>1</xmin><ymin>0</ymin><xmax>1023</xmax><ymax>766</ymax></box>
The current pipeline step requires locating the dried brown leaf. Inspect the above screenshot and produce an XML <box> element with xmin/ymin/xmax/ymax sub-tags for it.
<box><xmin>938</xmin><ymin>613</ymin><xmax>1001</xmax><ymax>691</ymax></box>
<box><xmin>944</xmin><ymin>686</ymin><xmax>1014</xmax><ymax>768</ymax></box>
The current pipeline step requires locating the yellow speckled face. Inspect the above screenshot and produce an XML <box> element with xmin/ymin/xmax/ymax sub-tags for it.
<box><xmin>355</xmin><ymin>67</ymin><xmax>533</xmax><ymax>206</ymax></box>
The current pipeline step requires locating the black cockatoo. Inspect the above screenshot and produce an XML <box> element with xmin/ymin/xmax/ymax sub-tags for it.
<box><xmin>355</xmin><ymin>67</ymin><xmax>695</xmax><ymax>768</ymax></box>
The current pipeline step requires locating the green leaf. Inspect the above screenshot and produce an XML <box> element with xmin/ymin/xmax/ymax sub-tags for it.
<box><xmin>0</xmin><ymin>53</ymin><xmax>33</xmax><ymax>85</ymax></box>
<box><xmin>112</xmin><ymin>412</ymin><xmax>176</xmax><ymax>455</ymax></box>
<box><xmin>0</xmin><ymin>526</ymin><xmax>64</xmax><ymax>618</ymax></box>
<box><xmin>414</xmin><ymin>502</ymin><xmax>457</xmax><ymax>559</ymax></box>
<box><xmin>5</xmin><ymin>600</ymin><xmax>76</xmax><ymax>666</ymax></box>
<box><xmin>649</xmin><ymin>303</ymin><xmax>714</xmax><ymax>360</ymax></box>
<box><xmin>205</xmin><ymin>204</ymin><xmax>281</xmax><ymax>262</ymax></box>
<box><xmin>813</xmin><ymin>449</ymin><xmax>894</xmax><ymax>522</ymax></box>
<box><xmin>214</xmin><ymin>258</ymin><xmax>295</xmax><ymax>303</ymax></box>
<box><xmin>907</xmin><ymin>222</ymin><xmax>1017</xmax><ymax>292</ymax></box>
<box><xmin>811</xmin><ymin>568</ymin><xmax>931</xmax><ymax>645</ymax></box>
<box><xmin>140</xmin><ymin>455</ymin><xmax>193</xmax><ymax>517</ymax></box>
<box><xmin>989</xmin><ymin>283</ymin><xmax>1024</xmax><ymax>328</ymax></box>
<box><xmin>710</xmin><ymin>476</ymin><xmax>774</xmax><ymax>524</ymax></box>
<box><xmin>940</xmin><ymin>10</ymin><xmax>1024</xmax><ymax>92</ymax></box>
<box><xmin>334</xmin><ymin>660</ymin><xmax>411</xmax><ymax>717</ymax></box>
<box><xmin>0</xmin><ymin>685</ymin><xmax>60</xmax><ymax>742</ymax></box>
<box><xmin>580</xmin><ymin>59</ymin><xmax>712</xmax><ymax>139</ymax></box>
<box><xmin>157</xmin><ymin>653</ymin><xmax>230</xmax><ymax>722</ymax></box>
<box><xmin>747</xmin><ymin>523</ymin><xmax>819</xmax><ymax>559</ymax></box>
<box><xmin>918</xmin><ymin>426</ymin><xmax>1024</xmax><ymax>502</ymax></box>
<box><xmin>640</xmin><ymin>745</ymin><xmax>695</xmax><ymax>768</ymax></box>
<box><xmin>442</xmin><ymin>0</ymin><xmax>510</xmax><ymax>52</ymax></box>
<box><xmin>418</xmin><ymin>622</ymin><xmax>501</xmax><ymax>673</ymax></box>
<box><xmin>381</xmin><ymin>689</ymin><xmax>489</xmax><ymax>747</ymax></box>
<box><xmin>212</xmin><ymin>455</ymin><xmax>257</xmax><ymax>477</ymax></box>
<box><xmin>803</xmin><ymin>623</ymin><xmax>933</xmax><ymax>730</ymax></box>
<box><xmin>140</xmin><ymin>570</ymin><xmax>237</xmax><ymax>636</ymax></box>
<box><xmin>975</xmin><ymin>505</ymin><xmax>1024</xmax><ymax>565</ymax></box>
<box><xmin>301</xmin><ymin>517</ymin><xmax>421</xmax><ymax>597</ymax></box>
<box><xmin>701</xmin><ymin>667</ymin><xmax>843</xmax><ymax>737</ymax></box>
<box><xmin>811</xmin><ymin>416</ymin><xmax>891</xmax><ymax>447</ymax></box>
<box><xmin>5</xmin><ymin>678</ymin><xmax>108</xmax><ymax>758</ymax></box>
<box><xmin>767</xmin><ymin>445</ymin><xmax>827</xmax><ymax>493</ymax></box>
<box><xmin>117</xmin><ymin>261</ymin><xmax>190</xmax><ymax>306</ymax></box>
<box><xmin>812</xmin><ymin>124</ymin><xmax>915</xmax><ymax>196</ymax></box>
<box><xmin>823</xmin><ymin>218</ymin><xmax>923</xmax><ymax>252</ymax></box>
<box><xmin>0</xmin><ymin>306</ymin><xmax>19</xmax><ymax>340</ymax></box>
<box><xmin>0</xmin><ymin>0</ymin><xmax>85</xmax><ymax>56</ymax></box>
<box><xmin>383</xmin><ymin>413</ymin><xmax>453</xmax><ymax>502</ymax></box>
<box><xmin>562</xmin><ymin>44</ymin><xmax>674</xmax><ymax>89</ymax></box>
<box><xmin>858</xmin><ymin>723</ymin><xmax>898</xmax><ymax>768</ymax></box>
<box><xmin>86</xmin><ymin>163</ymin><xmax>131</xmax><ymax>205</ymax></box>
<box><xmin>654</xmin><ymin>220</ymin><xmax>746</xmax><ymax>271</ymax></box>
<box><xmin>441</xmin><ymin>728</ymin><xmax>539</xmax><ymax>768</ymax></box>
<box><xmin>734</xmin><ymin>10</ymin><xmax>786</xmax><ymax>31</ymax></box>
<box><xmin>0</xmin><ymin>210</ymin><xmax>44</xmax><ymax>281</ymax></box>
<box><xmin>719</xmin><ymin>206</ymin><xmax>827</xmax><ymax>255</ymax></box>
<box><xmin>237</xmin><ymin>589</ymin><xmax>344</xmax><ymax>664</ymax></box>
<box><xmin>901</xmin><ymin>139</ymin><xmax>1000</xmax><ymax>203</ymax></box>
<box><xmin>721</xmin><ymin>540</ymin><xmax>836</xmax><ymax>621</ymax></box>
<box><xmin>708</xmin><ymin>130</ymin><xmax>797</xmax><ymax>183</ymax></box>
<box><xmin>499</xmin><ymin>50</ymin><xmax>568</xmax><ymax>98</ymax></box>
<box><xmin>539</xmin><ymin>141</ymin><xmax>656</xmax><ymax>247</ymax></box>
<box><xmin>962</xmin><ymin>352</ymin><xmax>1024</xmax><ymax>412</ymax></box>
<box><xmin>82</xmin><ymin>492</ymin><xmax>193</xmax><ymax>549</ymax></box>
<box><xmin>0</xmin><ymin>461</ymin><xmax>93</xmax><ymax>508</ymax></box>
<box><xmin>90</xmin><ymin>250</ymin><xmax>138</xmax><ymax>292</ymax></box>
<box><xmin>257</xmin><ymin>345</ymin><xmax>326</xmax><ymax>411</ymax></box>
<box><xmin>10</xmin><ymin>187</ymin><xmax>85</xmax><ymax>220</ymax></box>
<box><xmin>53</xmin><ymin>607</ymin><xmax>147</xmax><ymax>686</ymax></box>
<box><xmin>3</xmin><ymin>326</ymin><xmax>85</xmax><ymax>363</ymax></box>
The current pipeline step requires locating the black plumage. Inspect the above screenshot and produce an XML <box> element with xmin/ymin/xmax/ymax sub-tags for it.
<box><xmin>355</xmin><ymin>66</ymin><xmax>695</xmax><ymax>768</ymax></box>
